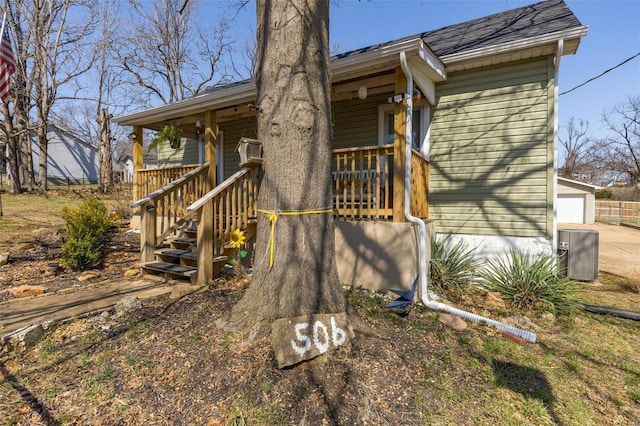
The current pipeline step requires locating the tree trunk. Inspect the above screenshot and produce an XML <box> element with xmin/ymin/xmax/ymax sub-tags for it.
<box><xmin>97</xmin><ymin>108</ymin><xmax>113</xmax><ymax>193</ymax></box>
<box><xmin>37</xmin><ymin>128</ymin><xmax>47</xmax><ymax>191</ymax></box>
<box><xmin>20</xmin><ymin>132</ymin><xmax>33</xmax><ymax>191</ymax></box>
<box><xmin>221</xmin><ymin>0</ymin><xmax>346</xmax><ymax>338</ymax></box>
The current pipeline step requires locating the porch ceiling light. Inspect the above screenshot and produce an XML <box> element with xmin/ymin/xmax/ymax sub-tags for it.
<box><xmin>195</xmin><ymin>120</ymin><xmax>202</xmax><ymax>140</ymax></box>
<box><xmin>127</xmin><ymin>132</ymin><xmax>137</xmax><ymax>140</ymax></box>
<box><xmin>357</xmin><ymin>85</ymin><xmax>367</xmax><ymax>100</ymax></box>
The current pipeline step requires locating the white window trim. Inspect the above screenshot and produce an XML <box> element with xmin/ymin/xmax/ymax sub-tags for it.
<box><xmin>377</xmin><ymin>101</ymin><xmax>430</xmax><ymax>158</ymax></box>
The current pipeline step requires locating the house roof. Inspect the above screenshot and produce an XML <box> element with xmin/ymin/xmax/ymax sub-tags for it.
<box><xmin>114</xmin><ymin>0</ymin><xmax>586</xmax><ymax>128</ymax></box>
<box><xmin>558</xmin><ymin>177</ymin><xmax>601</xmax><ymax>192</ymax></box>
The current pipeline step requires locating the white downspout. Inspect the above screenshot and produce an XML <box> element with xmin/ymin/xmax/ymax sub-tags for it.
<box><xmin>552</xmin><ymin>39</ymin><xmax>564</xmax><ymax>255</ymax></box>
<box><xmin>399</xmin><ymin>52</ymin><xmax>536</xmax><ymax>343</ymax></box>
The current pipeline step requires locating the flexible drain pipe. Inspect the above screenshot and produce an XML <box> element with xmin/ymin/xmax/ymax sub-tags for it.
<box><xmin>399</xmin><ymin>52</ymin><xmax>536</xmax><ymax>343</ymax></box>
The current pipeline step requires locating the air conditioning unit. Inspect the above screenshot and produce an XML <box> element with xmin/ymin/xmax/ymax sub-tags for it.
<box><xmin>557</xmin><ymin>229</ymin><xmax>599</xmax><ymax>281</ymax></box>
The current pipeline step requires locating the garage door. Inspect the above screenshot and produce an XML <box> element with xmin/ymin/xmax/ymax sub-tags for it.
<box><xmin>557</xmin><ymin>195</ymin><xmax>585</xmax><ymax>223</ymax></box>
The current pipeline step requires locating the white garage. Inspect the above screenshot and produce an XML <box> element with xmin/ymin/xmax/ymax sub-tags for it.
<box><xmin>557</xmin><ymin>177</ymin><xmax>599</xmax><ymax>224</ymax></box>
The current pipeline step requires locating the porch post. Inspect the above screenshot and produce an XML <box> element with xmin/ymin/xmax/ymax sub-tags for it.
<box><xmin>204</xmin><ymin>110</ymin><xmax>217</xmax><ymax>190</ymax></box>
<box><xmin>393</xmin><ymin>68</ymin><xmax>407</xmax><ymax>222</ymax></box>
<box><xmin>132</xmin><ymin>125</ymin><xmax>143</xmax><ymax>204</ymax></box>
<box><xmin>199</xmin><ymin>109</ymin><xmax>216</xmax><ymax>283</ymax></box>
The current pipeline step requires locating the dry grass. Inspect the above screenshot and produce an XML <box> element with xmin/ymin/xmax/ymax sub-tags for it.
<box><xmin>625</xmin><ymin>263</ymin><xmax>640</xmax><ymax>293</ymax></box>
<box><xmin>1</xmin><ymin>190</ymin><xmax>640</xmax><ymax>425</ymax></box>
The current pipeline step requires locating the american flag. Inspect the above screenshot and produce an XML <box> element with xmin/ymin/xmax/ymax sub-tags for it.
<box><xmin>0</xmin><ymin>22</ymin><xmax>16</xmax><ymax>103</ymax></box>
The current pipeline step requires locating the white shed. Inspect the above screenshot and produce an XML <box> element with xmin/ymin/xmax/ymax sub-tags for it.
<box><xmin>557</xmin><ymin>177</ymin><xmax>599</xmax><ymax>224</ymax></box>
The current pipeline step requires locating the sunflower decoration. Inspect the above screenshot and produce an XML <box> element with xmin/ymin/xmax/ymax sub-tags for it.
<box><xmin>228</xmin><ymin>228</ymin><xmax>246</xmax><ymax>249</ymax></box>
<box><xmin>227</xmin><ymin>229</ymin><xmax>248</xmax><ymax>269</ymax></box>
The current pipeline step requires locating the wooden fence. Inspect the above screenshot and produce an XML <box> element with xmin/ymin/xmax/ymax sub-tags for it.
<box><xmin>595</xmin><ymin>200</ymin><xmax>640</xmax><ymax>226</ymax></box>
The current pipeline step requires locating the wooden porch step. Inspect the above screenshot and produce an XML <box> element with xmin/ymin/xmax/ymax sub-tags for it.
<box><xmin>140</xmin><ymin>261</ymin><xmax>198</xmax><ymax>283</ymax></box>
<box><xmin>167</xmin><ymin>237</ymin><xmax>196</xmax><ymax>250</ymax></box>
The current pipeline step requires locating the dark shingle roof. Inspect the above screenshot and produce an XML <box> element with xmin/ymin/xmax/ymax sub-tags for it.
<box><xmin>424</xmin><ymin>0</ymin><xmax>582</xmax><ymax>56</ymax></box>
<box><xmin>335</xmin><ymin>0</ymin><xmax>583</xmax><ymax>60</ymax></box>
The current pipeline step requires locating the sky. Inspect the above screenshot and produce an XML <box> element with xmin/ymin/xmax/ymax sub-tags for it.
<box><xmin>229</xmin><ymin>0</ymin><xmax>640</xmax><ymax>141</ymax></box>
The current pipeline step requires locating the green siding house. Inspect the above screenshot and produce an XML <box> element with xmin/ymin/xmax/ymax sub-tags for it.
<box><xmin>115</xmin><ymin>0</ymin><xmax>587</xmax><ymax>278</ymax></box>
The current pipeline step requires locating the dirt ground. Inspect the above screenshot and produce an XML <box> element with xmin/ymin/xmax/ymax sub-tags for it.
<box><xmin>0</xmin><ymin>219</ymin><xmax>639</xmax><ymax>424</ymax></box>
<box><xmin>558</xmin><ymin>222</ymin><xmax>640</xmax><ymax>278</ymax></box>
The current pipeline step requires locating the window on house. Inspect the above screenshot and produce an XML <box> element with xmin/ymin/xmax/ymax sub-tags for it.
<box><xmin>379</xmin><ymin>103</ymin><xmax>430</xmax><ymax>153</ymax></box>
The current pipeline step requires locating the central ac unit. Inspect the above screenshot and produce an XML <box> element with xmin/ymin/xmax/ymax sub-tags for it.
<box><xmin>557</xmin><ymin>229</ymin><xmax>599</xmax><ymax>281</ymax></box>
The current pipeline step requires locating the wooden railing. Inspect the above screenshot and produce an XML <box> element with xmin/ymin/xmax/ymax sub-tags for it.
<box><xmin>187</xmin><ymin>167</ymin><xmax>260</xmax><ymax>283</ymax></box>
<box><xmin>131</xmin><ymin>163</ymin><xmax>210</xmax><ymax>263</ymax></box>
<box><xmin>132</xmin><ymin>145</ymin><xmax>430</xmax><ymax>283</ymax></box>
<box><xmin>135</xmin><ymin>164</ymin><xmax>202</xmax><ymax>201</ymax></box>
<box><xmin>332</xmin><ymin>145</ymin><xmax>394</xmax><ymax>220</ymax></box>
<box><xmin>332</xmin><ymin>145</ymin><xmax>429</xmax><ymax>220</ymax></box>
<box><xmin>410</xmin><ymin>150</ymin><xmax>429</xmax><ymax>219</ymax></box>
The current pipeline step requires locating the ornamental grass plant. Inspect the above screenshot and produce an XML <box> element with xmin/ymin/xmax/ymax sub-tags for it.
<box><xmin>429</xmin><ymin>236</ymin><xmax>480</xmax><ymax>298</ymax></box>
<box><xmin>478</xmin><ymin>249</ymin><xmax>582</xmax><ymax>315</ymax></box>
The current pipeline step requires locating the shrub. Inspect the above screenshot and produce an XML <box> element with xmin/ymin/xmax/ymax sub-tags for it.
<box><xmin>60</xmin><ymin>198</ymin><xmax>111</xmax><ymax>271</ymax></box>
<box><xmin>595</xmin><ymin>189</ymin><xmax>613</xmax><ymax>199</ymax></box>
<box><xmin>429</xmin><ymin>236</ymin><xmax>480</xmax><ymax>297</ymax></box>
<box><xmin>478</xmin><ymin>249</ymin><xmax>581</xmax><ymax>315</ymax></box>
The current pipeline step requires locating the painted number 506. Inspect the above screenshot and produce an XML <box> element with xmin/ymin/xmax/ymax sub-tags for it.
<box><xmin>291</xmin><ymin>316</ymin><xmax>347</xmax><ymax>357</ymax></box>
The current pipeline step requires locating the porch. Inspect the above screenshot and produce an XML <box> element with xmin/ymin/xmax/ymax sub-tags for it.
<box><xmin>130</xmin><ymin>144</ymin><xmax>429</xmax><ymax>285</ymax></box>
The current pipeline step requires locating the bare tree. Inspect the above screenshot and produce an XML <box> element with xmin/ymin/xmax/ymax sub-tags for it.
<box><xmin>118</xmin><ymin>0</ymin><xmax>234</xmax><ymax>105</ymax></box>
<box><xmin>221</xmin><ymin>0</ymin><xmax>346</xmax><ymax>338</ymax></box>
<box><xmin>558</xmin><ymin>117</ymin><xmax>594</xmax><ymax>180</ymax></box>
<box><xmin>1</xmin><ymin>1</ymin><xmax>34</xmax><ymax>193</ymax></box>
<box><xmin>1</xmin><ymin>0</ymin><xmax>97</xmax><ymax>192</ymax></box>
<box><xmin>597</xmin><ymin>96</ymin><xmax>640</xmax><ymax>186</ymax></box>
<box><xmin>32</xmin><ymin>0</ymin><xmax>97</xmax><ymax>191</ymax></box>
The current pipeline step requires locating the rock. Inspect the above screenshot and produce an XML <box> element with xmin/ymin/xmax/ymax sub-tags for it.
<box><xmin>439</xmin><ymin>313</ymin><xmax>467</xmax><ymax>331</ymax></box>
<box><xmin>484</xmin><ymin>292</ymin><xmax>506</xmax><ymax>310</ymax></box>
<box><xmin>504</xmin><ymin>316</ymin><xmax>537</xmax><ymax>330</ymax></box>
<box><xmin>124</xmin><ymin>268</ymin><xmax>141</xmax><ymax>278</ymax></box>
<box><xmin>115</xmin><ymin>296</ymin><xmax>141</xmax><ymax>314</ymax></box>
<box><xmin>9</xmin><ymin>285</ymin><xmax>47</xmax><ymax>298</ymax></box>
<box><xmin>541</xmin><ymin>312</ymin><xmax>556</xmax><ymax>323</ymax></box>
<box><xmin>3</xmin><ymin>322</ymin><xmax>51</xmax><ymax>349</ymax></box>
<box><xmin>0</xmin><ymin>252</ymin><xmax>9</xmax><ymax>266</ymax></box>
<box><xmin>78</xmin><ymin>271</ymin><xmax>100</xmax><ymax>281</ymax></box>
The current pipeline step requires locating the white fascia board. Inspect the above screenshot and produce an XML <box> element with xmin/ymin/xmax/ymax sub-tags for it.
<box><xmin>113</xmin><ymin>81</ymin><xmax>257</xmax><ymax>126</ymax></box>
<box><xmin>440</xmin><ymin>27</ymin><xmax>588</xmax><ymax>66</ymax></box>
<box><xmin>418</xmin><ymin>45</ymin><xmax>447</xmax><ymax>82</ymax></box>
<box><xmin>558</xmin><ymin>176</ymin><xmax>601</xmax><ymax>191</ymax></box>
<box><xmin>115</xmin><ymin>39</ymin><xmax>424</xmax><ymax>127</ymax></box>
<box><xmin>331</xmin><ymin>38</ymin><xmax>423</xmax><ymax>77</ymax></box>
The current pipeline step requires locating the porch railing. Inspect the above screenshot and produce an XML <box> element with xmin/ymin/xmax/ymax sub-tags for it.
<box><xmin>131</xmin><ymin>163</ymin><xmax>210</xmax><ymax>263</ymax></box>
<box><xmin>332</xmin><ymin>145</ymin><xmax>429</xmax><ymax>220</ymax></box>
<box><xmin>135</xmin><ymin>164</ymin><xmax>202</xmax><ymax>201</ymax></box>
<box><xmin>332</xmin><ymin>145</ymin><xmax>394</xmax><ymax>220</ymax></box>
<box><xmin>187</xmin><ymin>167</ymin><xmax>260</xmax><ymax>283</ymax></box>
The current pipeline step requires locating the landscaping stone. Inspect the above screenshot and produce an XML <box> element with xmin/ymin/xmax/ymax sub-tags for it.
<box><xmin>9</xmin><ymin>285</ymin><xmax>47</xmax><ymax>298</ymax></box>
<box><xmin>439</xmin><ymin>313</ymin><xmax>467</xmax><ymax>331</ymax></box>
<box><xmin>78</xmin><ymin>270</ymin><xmax>101</xmax><ymax>281</ymax></box>
<box><xmin>484</xmin><ymin>292</ymin><xmax>506</xmax><ymax>310</ymax></box>
<box><xmin>0</xmin><ymin>252</ymin><xmax>9</xmax><ymax>266</ymax></box>
<box><xmin>115</xmin><ymin>296</ymin><xmax>142</xmax><ymax>314</ymax></box>
<box><xmin>124</xmin><ymin>268</ymin><xmax>141</xmax><ymax>278</ymax></box>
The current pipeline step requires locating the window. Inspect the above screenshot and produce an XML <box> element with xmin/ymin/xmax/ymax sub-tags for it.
<box><xmin>378</xmin><ymin>102</ymin><xmax>430</xmax><ymax>155</ymax></box>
